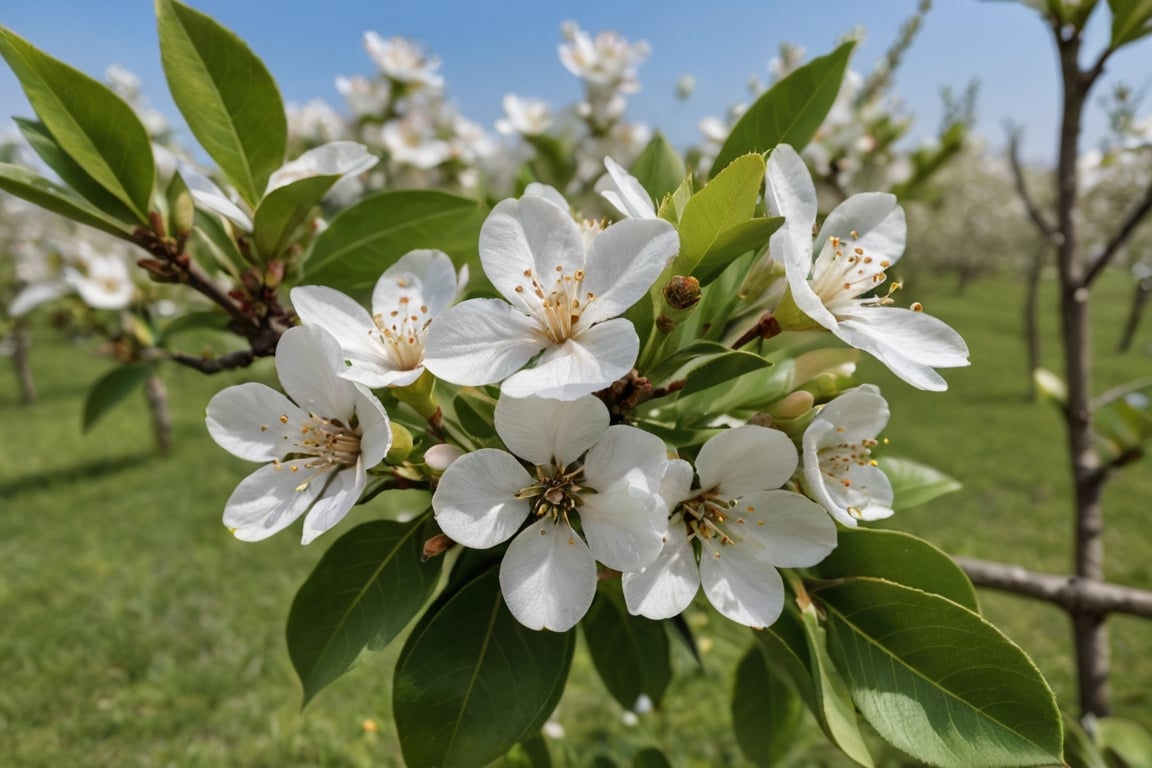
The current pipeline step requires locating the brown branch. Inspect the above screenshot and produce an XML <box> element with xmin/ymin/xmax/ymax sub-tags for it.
<box><xmin>168</xmin><ymin>348</ymin><xmax>256</xmax><ymax>374</ymax></box>
<box><xmin>1005</xmin><ymin>126</ymin><xmax>1057</xmax><ymax>241</ymax></box>
<box><xmin>1083</xmin><ymin>178</ymin><xmax>1152</xmax><ymax>287</ymax></box>
<box><xmin>956</xmin><ymin>556</ymin><xmax>1152</xmax><ymax>618</ymax></box>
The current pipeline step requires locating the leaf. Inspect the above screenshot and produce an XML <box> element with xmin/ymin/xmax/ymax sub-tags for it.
<box><xmin>632</xmin><ymin>748</ymin><xmax>673</xmax><ymax>768</ymax></box>
<box><xmin>452</xmin><ymin>391</ymin><xmax>497</xmax><ymax>440</ymax></box>
<box><xmin>732</xmin><ymin>642</ymin><xmax>802</xmax><ymax>768</ymax></box>
<box><xmin>812</xmin><ymin>527</ymin><xmax>979</xmax><ymax>612</ymax></box>
<box><xmin>1062</xmin><ymin>713</ymin><xmax>1109</xmax><ymax>768</ymax></box>
<box><xmin>156</xmin><ymin>0</ymin><xmax>287</xmax><ymax>206</ymax></box>
<box><xmin>709</xmin><ymin>41</ymin><xmax>855</xmax><ymax>177</ymax></box>
<box><xmin>393</xmin><ymin>566</ymin><xmax>574</xmax><ymax>768</ymax></box>
<box><xmin>0</xmin><ymin>162</ymin><xmax>133</xmax><ymax>240</ymax></box>
<box><xmin>1097</xmin><ymin>716</ymin><xmax>1152</xmax><ymax>768</ymax></box>
<box><xmin>305</xmin><ymin>189</ymin><xmax>488</xmax><ymax>295</ymax></box>
<box><xmin>501</xmin><ymin>733</ymin><xmax>552</xmax><ymax>768</ymax></box>
<box><xmin>656</xmin><ymin>175</ymin><xmax>693</xmax><ymax>225</ymax></box>
<box><xmin>675</xmin><ymin>153</ymin><xmax>765</xmax><ymax>278</ymax></box>
<box><xmin>629</xmin><ymin>133</ymin><xmax>686</xmax><ymax>203</ymax></box>
<box><xmin>286</xmin><ymin>518</ymin><xmax>442</xmax><ymax>706</ymax></box>
<box><xmin>14</xmin><ymin>118</ymin><xmax>141</xmax><ymax>225</ymax></box>
<box><xmin>82</xmin><ymin>363</ymin><xmax>152</xmax><ymax>433</ymax></box>
<box><xmin>681</xmin><ymin>350</ymin><xmax>772</xmax><ymax>397</ymax></box>
<box><xmin>0</xmin><ymin>27</ymin><xmax>154</xmax><ymax>220</ymax></box>
<box><xmin>877</xmin><ymin>456</ymin><xmax>963</xmax><ymax>510</ymax></box>
<box><xmin>693</xmin><ymin>216</ymin><xmax>783</xmax><ymax>286</ymax></box>
<box><xmin>252</xmin><ymin>173</ymin><xmax>340</xmax><ymax>260</ymax></box>
<box><xmin>817</xmin><ymin>577</ymin><xmax>1064</xmax><ymax>768</ymax></box>
<box><xmin>581</xmin><ymin>580</ymin><xmax>672</xmax><ymax>710</ymax></box>
<box><xmin>1108</xmin><ymin>0</ymin><xmax>1152</xmax><ymax>50</ymax></box>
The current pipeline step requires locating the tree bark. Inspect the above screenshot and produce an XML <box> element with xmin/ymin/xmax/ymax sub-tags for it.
<box><xmin>144</xmin><ymin>371</ymin><xmax>173</xmax><ymax>456</ymax></box>
<box><xmin>11</xmin><ymin>316</ymin><xmax>36</xmax><ymax>405</ymax></box>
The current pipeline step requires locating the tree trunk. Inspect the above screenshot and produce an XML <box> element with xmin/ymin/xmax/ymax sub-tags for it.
<box><xmin>11</xmin><ymin>317</ymin><xmax>36</xmax><ymax>405</ymax></box>
<box><xmin>144</xmin><ymin>371</ymin><xmax>173</xmax><ymax>456</ymax></box>
<box><xmin>1117</xmin><ymin>278</ymin><xmax>1151</xmax><ymax>353</ymax></box>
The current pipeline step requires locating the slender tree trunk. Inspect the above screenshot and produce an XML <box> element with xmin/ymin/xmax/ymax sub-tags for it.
<box><xmin>12</xmin><ymin>316</ymin><xmax>36</xmax><ymax>405</ymax></box>
<box><xmin>144</xmin><ymin>371</ymin><xmax>173</xmax><ymax>456</ymax></box>
<box><xmin>1054</xmin><ymin>31</ymin><xmax>1110</xmax><ymax>720</ymax></box>
<box><xmin>1024</xmin><ymin>245</ymin><xmax>1046</xmax><ymax>400</ymax></box>
<box><xmin>1117</xmin><ymin>278</ymin><xmax>1150</xmax><ymax>353</ymax></box>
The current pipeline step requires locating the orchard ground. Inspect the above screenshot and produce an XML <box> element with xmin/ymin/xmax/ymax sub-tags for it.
<box><xmin>2</xmin><ymin>269</ymin><xmax>1150</xmax><ymax>766</ymax></box>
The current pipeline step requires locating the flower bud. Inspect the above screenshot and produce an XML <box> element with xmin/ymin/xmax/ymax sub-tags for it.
<box><xmin>424</xmin><ymin>443</ymin><xmax>464</xmax><ymax>472</ymax></box>
<box><xmin>765</xmin><ymin>390</ymin><xmax>814</xmax><ymax>421</ymax></box>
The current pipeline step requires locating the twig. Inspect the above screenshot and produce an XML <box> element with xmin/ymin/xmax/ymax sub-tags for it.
<box><xmin>956</xmin><ymin>556</ymin><xmax>1152</xmax><ymax>618</ymax></box>
<box><xmin>1005</xmin><ymin>126</ymin><xmax>1057</xmax><ymax>241</ymax></box>
<box><xmin>1083</xmin><ymin>177</ymin><xmax>1152</xmax><ymax>287</ymax></box>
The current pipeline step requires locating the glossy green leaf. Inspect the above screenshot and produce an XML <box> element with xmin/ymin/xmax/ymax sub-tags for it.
<box><xmin>252</xmin><ymin>174</ymin><xmax>340</xmax><ymax>260</ymax></box>
<box><xmin>287</xmin><ymin>518</ymin><xmax>442</xmax><ymax>706</ymax></box>
<box><xmin>877</xmin><ymin>456</ymin><xmax>963</xmax><ymax>510</ymax></box>
<box><xmin>656</xmin><ymin>175</ymin><xmax>693</xmax><ymax>225</ymax></box>
<box><xmin>581</xmin><ymin>580</ymin><xmax>671</xmax><ymax>710</ymax></box>
<box><xmin>0</xmin><ymin>27</ymin><xmax>154</xmax><ymax>221</ymax></box>
<box><xmin>452</xmin><ymin>391</ymin><xmax>497</xmax><ymax>440</ymax></box>
<box><xmin>675</xmin><ymin>153</ymin><xmax>765</xmax><ymax>277</ymax></box>
<box><xmin>1108</xmin><ymin>0</ymin><xmax>1152</xmax><ymax>49</ymax></box>
<box><xmin>681</xmin><ymin>350</ymin><xmax>772</xmax><ymax>397</ymax></box>
<box><xmin>14</xmin><ymin>118</ymin><xmax>141</xmax><ymax>224</ymax></box>
<box><xmin>812</xmin><ymin>527</ymin><xmax>978</xmax><ymax>612</ymax></box>
<box><xmin>156</xmin><ymin>0</ymin><xmax>287</xmax><ymax>206</ymax></box>
<box><xmin>629</xmin><ymin>133</ymin><xmax>686</xmax><ymax>203</ymax></box>
<box><xmin>755</xmin><ymin>607</ymin><xmax>816</xmax><ymax>711</ymax></box>
<box><xmin>709</xmin><ymin>41</ymin><xmax>855</xmax><ymax>177</ymax></box>
<box><xmin>305</xmin><ymin>189</ymin><xmax>487</xmax><ymax>295</ymax></box>
<box><xmin>0</xmin><ymin>162</ymin><xmax>133</xmax><ymax>239</ymax></box>
<box><xmin>501</xmin><ymin>733</ymin><xmax>552</xmax><ymax>768</ymax></box>
<box><xmin>83</xmin><ymin>363</ymin><xmax>152</xmax><ymax>433</ymax></box>
<box><xmin>1097</xmin><ymin>716</ymin><xmax>1152</xmax><ymax>768</ymax></box>
<box><xmin>797</xmin><ymin>603</ymin><xmax>876</xmax><ymax>767</ymax></box>
<box><xmin>693</xmin><ymin>216</ymin><xmax>782</xmax><ymax>286</ymax></box>
<box><xmin>393</xmin><ymin>566</ymin><xmax>574</xmax><ymax>768</ymax></box>
<box><xmin>732</xmin><ymin>642</ymin><xmax>802</xmax><ymax>767</ymax></box>
<box><xmin>817</xmin><ymin>577</ymin><xmax>1063</xmax><ymax>768</ymax></box>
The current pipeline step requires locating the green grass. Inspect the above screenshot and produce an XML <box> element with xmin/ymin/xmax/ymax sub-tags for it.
<box><xmin>2</xmin><ymin>269</ymin><xmax>1151</xmax><ymax>766</ymax></box>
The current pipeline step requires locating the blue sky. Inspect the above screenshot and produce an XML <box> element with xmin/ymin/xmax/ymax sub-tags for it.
<box><xmin>0</xmin><ymin>1</ymin><xmax>1148</xmax><ymax>165</ymax></box>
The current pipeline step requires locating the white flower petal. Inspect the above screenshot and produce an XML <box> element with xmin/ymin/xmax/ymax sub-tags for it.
<box><xmin>423</xmin><ymin>298</ymin><xmax>546</xmax><ymax>386</ymax></box>
<box><xmin>300</xmin><ymin>461</ymin><xmax>366</xmax><ymax>544</ymax></box>
<box><xmin>500</xmin><ymin>318</ymin><xmax>638</xmax><ymax>400</ymax></box>
<box><xmin>597</xmin><ymin>156</ymin><xmax>656</xmax><ymax>219</ymax></box>
<box><xmin>353</xmin><ymin>385</ymin><xmax>392</xmax><ymax>468</ymax></box>
<box><xmin>266</xmin><ymin>141</ymin><xmax>378</xmax><ymax>192</ymax></box>
<box><xmin>9</xmin><ymin>280</ymin><xmax>71</xmax><ymax>316</ymax></box>
<box><xmin>696</xmin><ymin>426</ymin><xmax>798</xmax><ymax>496</ymax></box>
<box><xmin>734</xmin><ymin>490</ymin><xmax>837</xmax><ymax>568</ymax></box>
<box><xmin>290</xmin><ymin>286</ymin><xmax>398</xmax><ymax>386</ymax></box>
<box><xmin>494</xmin><ymin>394</ymin><xmax>609</xmax><ymax>468</ymax></box>
<box><xmin>661</xmin><ymin>458</ymin><xmax>696</xmax><ymax>509</ymax></box>
<box><xmin>765</xmin><ymin>144</ymin><xmax>818</xmax><ymax>229</ymax></box>
<box><xmin>223</xmin><ymin>462</ymin><xmax>327</xmax><ymax>541</ymax></box>
<box><xmin>206</xmin><ymin>382</ymin><xmax>305</xmax><ymax>462</ymax></box>
<box><xmin>579</xmin><ymin>219</ymin><xmax>678</xmax><ymax>326</ymax></box>
<box><xmin>579</xmin><ymin>483</ymin><xmax>665</xmax><ymax>572</ymax></box>
<box><xmin>835</xmin><ymin>308</ymin><xmax>969</xmax><ymax>391</ymax></box>
<box><xmin>622</xmin><ymin>531</ymin><xmax>700</xmax><ymax>620</ymax></box>
<box><xmin>500</xmin><ymin>518</ymin><xmax>597</xmax><ymax>631</ymax></box>
<box><xmin>522</xmin><ymin>183</ymin><xmax>571</xmax><ymax>212</ymax></box>
<box><xmin>814</xmin><ymin>192</ymin><xmax>905</xmax><ymax>271</ymax></box>
<box><xmin>809</xmin><ymin>384</ymin><xmax>890</xmax><ymax>445</ymax></box>
<box><xmin>480</xmin><ymin>196</ymin><xmax>585</xmax><ymax>305</ymax></box>
<box><xmin>276</xmin><ymin>326</ymin><xmax>357</xmax><ymax>418</ymax></box>
<box><xmin>183</xmin><ymin>168</ymin><xmax>253</xmax><ymax>230</ymax></box>
<box><xmin>374</xmin><ymin>249</ymin><xmax>458</xmax><ymax>317</ymax></box>
<box><xmin>432</xmin><ymin>449</ymin><xmax>534</xmax><ymax>548</ymax></box>
<box><xmin>775</xmin><ymin>230</ymin><xmax>837</xmax><ymax>330</ymax></box>
<box><xmin>699</xmin><ymin>539</ymin><xmax>786</xmax><ymax>628</ymax></box>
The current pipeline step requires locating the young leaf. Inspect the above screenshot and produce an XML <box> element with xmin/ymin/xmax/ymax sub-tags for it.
<box><xmin>14</xmin><ymin>118</ymin><xmax>142</xmax><ymax>225</ymax></box>
<box><xmin>657</xmin><ymin>175</ymin><xmax>693</xmax><ymax>225</ymax></box>
<box><xmin>393</xmin><ymin>566</ymin><xmax>574</xmax><ymax>768</ymax></box>
<box><xmin>0</xmin><ymin>162</ymin><xmax>134</xmax><ymax>240</ymax></box>
<box><xmin>675</xmin><ymin>153</ymin><xmax>766</xmax><ymax>278</ymax></box>
<box><xmin>709</xmin><ymin>41</ymin><xmax>855</xmax><ymax>177</ymax></box>
<box><xmin>251</xmin><ymin>174</ymin><xmax>340</xmax><ymax>260</ymax></box>
<box><xmin>731</xmin><ymin>642</ymin><xmax>803</xmax><ymax>768</ymax></box>
<box><xmin>0</xmin><ymin>28</ymin><xmax>154</xmax><ymax>221</ymax></box>
<box><xmin>629</xmin><ymin>133</ymin><xmax>686</xmax><ymax>203</ymax></box>
<box><xmin>83</xmin><ymin>363</ymin><xmax>152</xmax><ymax>433</ymax></box>
<box><xmin>811</xmin><ymin>527</ymin><xmax>979</xmax><ymax>612</ymax></box>
<box><xmin>305</xmin><ymin>189</ymin><xmax>488</xmax><ymax>295</ymax></box>
<box><xmin>1097</xmin><ymin>716</ymin><xmax>1152</xmax><ymax>768</ymax></box>
<box><xmin>877</xmin><ymin>456</ymin><xmax>963</xmax><ymax>510</ymax></box>
<box><xmin>286</xmin><ymin>518</ymin><xmax>442</xmax><ymax>706</ymax></box>
<box><xmin>581</xmin><ymin>580</ymin><xmax>672</xmax><ymax>710</ymax></box>
<box><xmin>817</xmin><ymin>577</ymin><xmax>1064</xmax><ymax>768</ymax></box>
<box><xmin>680</xmin><ymin>350</ymin><xmax>772</xmax><ymax>398</ymax></box>
<box><xmin>692</xmin><ymin>216</ymin><xmax>782</xmax><ymax>286</ymax></box>
<box><xmin>156</xmin><ymin>0</ymin><xmax>287</xmax><ymax>206</ymax></box>
<box><xmin>1108</xmin><ymin>0</ymin><xmax>1152</xmax><ymax>50</ymax></box>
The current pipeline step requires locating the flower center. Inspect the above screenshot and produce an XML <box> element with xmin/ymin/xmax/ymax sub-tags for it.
<box><xmin>819</xmin><ymin>431</ymin><xmax>882</xmax><ymax>519</ymax></box>
<box><xmin>513</xmin><ymin>265</ymin><xmax>597</xmax><ymax>344</ymax></box>
<box><xmin>809</xmin><ymin>231</ymin><xmax>892</xmax><ymax>309</ymax></box>
<box><xmin>516</xmin><ymin>464</ymin><xmax>586</xmax><ymax>522</ymax></box>
<box><xmin>678</xmin><ymin>489</ymin><xmax>762</xmax><ymax>556</ymax></box>
<box><xmin>372</xmin><ymin>285</ymin><xmax>432</xmax><ymax>370</ymax></box>
<box><xmin>271</xmin><ymin>413</ymin><xmax>363</xmax><ymax>493</ymax></box>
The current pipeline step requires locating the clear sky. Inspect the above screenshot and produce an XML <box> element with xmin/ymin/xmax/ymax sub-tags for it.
<box><xmin>0</xmin><ymin>1</ymin><xmax>1148</xmax><ymax>165</ymax></box>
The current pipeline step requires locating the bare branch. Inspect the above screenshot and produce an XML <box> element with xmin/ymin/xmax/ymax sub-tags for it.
<box><xmin>169</xmin><ymin>348</ymin><xmax>256</xmax><ymax>374</ymax></box>
<box><xmin>1005</xmin><ymin>125</ymin><xmax>1058</xmax><ymax>241</ymax></box>
<box><xmin>956</xmin><ymin>556</ymin><xmax>1152</xmax><ymax>618</ymax></box>
<box><xmin>1083</xmin><ymin>177</ymin><xmax>1152</xmax><ymax>287</ymax></box>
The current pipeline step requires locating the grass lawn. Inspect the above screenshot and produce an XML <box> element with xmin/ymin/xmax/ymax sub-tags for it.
<box><xmin>2</xmin><ymin>269</ymin><xmax>1150</xmax><ymax>766</ymax></box>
